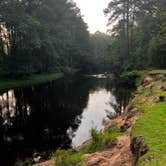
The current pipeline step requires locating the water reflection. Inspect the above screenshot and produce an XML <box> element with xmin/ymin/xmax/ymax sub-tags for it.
<box><xmin>0</xmin><ymin>76</ymin><xmax>134</xmax><ymax>166</ymax></box>
<box><xmin>0</xmin><ymin>90</ymin><xmax>16</xmax><ymax>126</ymax></box>
<box><xmin>0</xmin><ymin>90</ymin><xmax>32</xmax><ymax>127</ymax></box>
<box><xmin>70</xmin><ymin>89</ymin><xmax>117</xmax><ymax>147</ymax></box>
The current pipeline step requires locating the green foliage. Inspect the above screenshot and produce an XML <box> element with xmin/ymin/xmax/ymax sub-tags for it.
<box><xmin>104</xmin><ymin>0</ymin><xmax>166</xmax><ymax>73</ymax></box>
<box><xmin>121</xmin><ymin>70</ymin><xmax>141</xmax><ymax>80</ymax></box>
<box><xmin>87</xmin><ymin>32</ymin><xmax>112</xmax><ymax>73</ymax></box>
<box><xmin>0</xmin><ymin>0</ymin><xmax>90</xmax><ymax>78</ymax></box>
<box><xmin>120</xmin><ymin>70</ymin><xmax>147</xmax><ymax>86</ymax></box>
<box><xmin>53</xmin><ymin>127</ymin><xmax>123</xmax><ymax>166</ymax></box>
<box><xmin>87</xmin><ymin>128</ymin><xmax>104</xmax><ymax>152</ymax></box>
<box><xmin>148</xmin><ymin>12</ymin><xmax>166</xmax><ymax>69</ymax></box>
<box><xmin>87</xmin><ymin>126</ymin><xmax>122</xmax><ymax>152</ymax></box>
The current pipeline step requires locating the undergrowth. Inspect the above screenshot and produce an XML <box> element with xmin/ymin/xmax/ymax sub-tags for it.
<box><xmin>54</xmin><ymin>126</ymin><xmax>123</xmax><ymax>166</ymax></box>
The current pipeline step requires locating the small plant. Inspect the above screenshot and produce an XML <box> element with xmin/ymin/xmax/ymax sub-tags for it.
<box><xmin>87</xmin><ymin>128</ymin><xmax>104</xmax><ymax>152</ymax></box>
<box><xmin>91</xmin><ymin>128</ymin><xmax>103</xmax><ymax>145</ymax></box>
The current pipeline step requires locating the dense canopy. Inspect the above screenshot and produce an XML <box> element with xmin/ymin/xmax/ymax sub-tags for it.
<box><xmin>104</xmin><ymin>0</ymin><xmax>166</xmax><ymax>72</ymax></box>
<box><xmin>0</xmin><ymin>0</ymin><xmax>90</xmax><ymax>77</ymax></box>
<box><xmin>0</xmin><ymin>0</ymin><xmax>165</xmax><ymax>78</ymax></box>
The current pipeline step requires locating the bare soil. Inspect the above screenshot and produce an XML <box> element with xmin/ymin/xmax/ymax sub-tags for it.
<box><xmin>83</xmin><ymin>136</ymin><xmax>134</xmax><ymax>166</ymax></box>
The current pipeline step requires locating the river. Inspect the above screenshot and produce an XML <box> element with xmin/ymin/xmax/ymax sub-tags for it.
<box><xmin>0</xmin><ymin>75</ymin><xmax>134</xmax><ymax>166</ymax></box>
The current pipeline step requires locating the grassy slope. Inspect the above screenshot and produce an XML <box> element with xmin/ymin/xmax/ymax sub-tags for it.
<box><xmin>0</xmin><ymin>72</ymin><xmax>63</xmax><ymax>91</ymax></box>
<box><xmin>131</xmin><ymin>70</ymin><xmax>166</xmax><ymax>166</ymax></box>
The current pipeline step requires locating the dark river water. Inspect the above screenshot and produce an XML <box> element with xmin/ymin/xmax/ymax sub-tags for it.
<box><xmin>0</xmin><ymin>75</ymin><xmax>134</xmax><ymax>166</ymax></box>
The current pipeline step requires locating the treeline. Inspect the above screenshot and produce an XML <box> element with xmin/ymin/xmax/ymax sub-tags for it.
<box><xmin>0</xmin><ymin>0</ymin><xmax>165</xmax><ymax>78</ymax></box>
<box><xmin>104</xmin><ymin>0</ymin><xmax>166</xmax><ymax>73</ymax></box>
<box><xmin>0</xmin><ymin>0</ymin><xmax>90</xmax><ymax>77</ymax></box>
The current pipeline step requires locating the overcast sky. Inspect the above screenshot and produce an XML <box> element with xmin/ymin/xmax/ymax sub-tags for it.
<box><xmin>74</xmin><ymin>0</ymin><xmax>110</xmax><ymax>33</ymax></box>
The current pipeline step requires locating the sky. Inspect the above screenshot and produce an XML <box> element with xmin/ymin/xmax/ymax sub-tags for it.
<box><xmin>74</xmin><ymin>0</ymin><xmax>110</xmax><ymax>34</ymax></box>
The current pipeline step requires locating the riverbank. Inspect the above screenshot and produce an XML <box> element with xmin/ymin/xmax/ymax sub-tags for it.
<box><xmin>35</xmin><ymin>70</ymin><xmax>166</xmax><ymax>166</ymax></box>
<box><xmin>131</xmin><ymin>70</ymin><xmax>166</xmax><ymax>165</ymax></box>
<box><xmin>0</xmin><ymin>73</ymin><xmax>63</xmax><ymax>91</ymax></box>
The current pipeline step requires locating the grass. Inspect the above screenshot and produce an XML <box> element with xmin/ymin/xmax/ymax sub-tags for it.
<box><xmin>53</xmin><ymin>126</ymin><xmax>124</xmax><ymax>166</ymax></box>
<box><xmin>148</xmin><ymin>70</ymin><xmax>166</xmax><ymax>75</ymax></box>
<box><xmin>132</xmin><ymin>103</ymin><xmax>166</xmax><ymax>166</ymax></box>
<box><xmin>0</xmin><ymin>72</ymin><xmax>63</xmax><ymax>91</ymax></box>
<box><xmin>131</xmin><ymin>71</ymin><xmax>166</xmax><ymax>166</ymax></box>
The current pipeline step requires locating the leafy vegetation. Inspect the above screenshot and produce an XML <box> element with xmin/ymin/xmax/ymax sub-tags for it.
<box><xmin>131</xmin><ymin>71</ymin><xmax>166</xmax><ymax>165</ymax></box>
<box><xmin>53</xmin><ymin>126</ymin><xmax>123</xmax><ymax>166</ymax></box>
<box><xmin>0</xmin><ymin>0</ymin><xmax>165</xmax><ymax>165</ymax></box>
<box><xmin>104</xmin><ymin>0</ymin><xmax>166</xmax><ymax>73</ymax></box>
<box><xmin>0</xmin><ymin>0</ymin><xmax>165</xmax><ymax>79</ymax></box>
<box><xmin>87</xmin><ymin>32</ymin><xmax>112</xmax><ymax>73</ymax></box>
<box><xmin>120</xmin><ymin>70</ymin><xmax>147</xmax><ymax>86</ymax></box>
<box><xmin>0</xmin><ymin>0</ymin><xmax>90</xmax><ymax>77</ymax></box>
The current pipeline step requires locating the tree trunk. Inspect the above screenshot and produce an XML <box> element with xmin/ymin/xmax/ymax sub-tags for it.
<box><xmin>130</xmin><ymin>0</ymin><xmax>135</xmax><ymax>49</ymax></box>
<box><xmin>126</xmin><ymin>0</ymin><xmax>130</xmax><ymax>57</ymax></box>
<box><xmin>0</xmin><ymin>24</ymin><xmax>4</xmax><ymax>56</ymax></box>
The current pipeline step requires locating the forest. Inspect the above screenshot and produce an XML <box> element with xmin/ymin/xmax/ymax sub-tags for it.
<box><xmin>0</xmin><ymin>1</ymin><xmax>166</xmax><ymax>166</ymax></box>
<box><xmin>0</xmin><ymin>0</ymin><xmax>90</xmax><ymax>77</ymax></box>
<box><xmin>0</xmin><ymin>0</ymin><xmax>165</xmax><ymax>76</ymax></box>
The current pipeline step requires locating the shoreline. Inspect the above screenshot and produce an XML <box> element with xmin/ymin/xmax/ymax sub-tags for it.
<box><xmin>0</xmin><ymin>72</ymin><xmax>63</xmax><ymax>91</ymax></box>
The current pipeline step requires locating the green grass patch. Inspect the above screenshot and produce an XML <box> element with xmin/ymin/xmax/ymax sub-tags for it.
<box><xmin>0</xmin><ymin>72</ymin><xmax>63</xmax><ymax>91</ymax></box>
<box><xmin>161</xmin><ymin>91</ymin><xmax>166</xmax><ymax>97</ymax></box>
<box><xmin>131</xmin><ymin>71</ymin><xmax>166</xmax><ymax>166</ymax></box>
<box><xmin>132</xmin><ymin>103</ymin><xmax>166</xmax><ymax>166</ymax></box>
<box><xmin>148</xmin><ymin>70</ymin><xmax>166</xmax><ymax>75</ymax></box>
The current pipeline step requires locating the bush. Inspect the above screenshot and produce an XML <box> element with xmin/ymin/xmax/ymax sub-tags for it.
<box><xmin>120</xmin><ymin>70</ymin><xmax>146</xmax><ymax>86</ymax></box>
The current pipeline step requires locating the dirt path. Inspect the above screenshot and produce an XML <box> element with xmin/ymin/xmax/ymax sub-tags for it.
<box><xmin>34</xmin><ymin>160</ymin><xmax>54</xmax><ymax>166</ymax></box>
<box><xmin>83</xmin><ymin>136</ymin><xmax>134</xmax><ymax>166</ymax></box>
